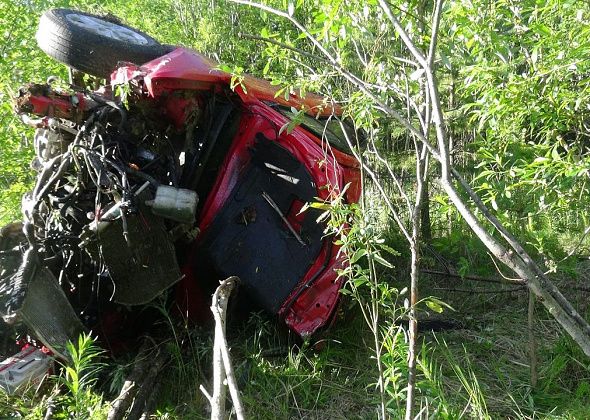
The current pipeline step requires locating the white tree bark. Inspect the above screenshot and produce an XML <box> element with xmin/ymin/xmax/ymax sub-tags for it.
<box><xmin>201</xmin><ymin>276</ymin><xmax>246</xmax><ymax>420</ymax></box>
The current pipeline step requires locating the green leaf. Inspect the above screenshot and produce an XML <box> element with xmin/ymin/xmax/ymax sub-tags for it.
<box><xmin>309</xmin><ymin>201</ymin><xmax>331</xmax><ymax>210</ymax></box>
<box><xmin>426</xmin><ymin>300</ymin><xmax>444</xmax><ymax>313</ymax></box>
<box><xmin>262</xmin><ymin>59</ymin><xmax>271</xmax><ymax>76</ymax></box>
<box><xmin>491</xmin><ymin>197</ymin><xmax>498</xmax><ymax>211</ymax></box>
<box><xmin>424</xmin><ymin>297</ymin><xmax>454</xmax><ymax>313</ymax></box>
<box><xmin>372</xmin><ymin>253</ymin><xmax>393</xmax><ymax>268</ymax></box>
<box><xmin>531</xmin><ymin>48</ymin><xmax>539</xmax><ymax>66</ymax></box>
<box><xmin>353</xmin><ymin>276</ymin><xmax>368</xmax><ymax>287</ymax></box>
<box><xmin>350</xmin><ymin>248</ymin><xmax>367</xmax><ymax>264</ymax></box>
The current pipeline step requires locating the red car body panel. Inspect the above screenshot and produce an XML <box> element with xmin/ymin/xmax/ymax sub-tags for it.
<box><xmin>111</xmin><ymin>48</ymin><xmax>362</xmax><ymax>337</ymax></box>
<box><xmin>113</xmin><ymin>48</ymin><xmax>342</xmax><ymax>118</ymax></box>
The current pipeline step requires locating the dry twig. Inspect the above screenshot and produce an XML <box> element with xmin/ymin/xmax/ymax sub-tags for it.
<box><xmin>107</xmin><ymin>337</ymin><xmax>168</xmax><ymax>420</ymax></box>
<box><xmin>107</xmin><ymin>339</ymin><xmax>158</xmax><ymax>420</ymax></box>
<box><xmin>201</xmin><ymin>276</ymin><xmax>245</xmax><ymax>420</ymax></box>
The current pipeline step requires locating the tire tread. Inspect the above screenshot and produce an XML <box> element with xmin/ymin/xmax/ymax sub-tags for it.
<box><xmin>36</xmin><ymin>8</ymin><xmax>168</xmax><ymax>78</ymax></box>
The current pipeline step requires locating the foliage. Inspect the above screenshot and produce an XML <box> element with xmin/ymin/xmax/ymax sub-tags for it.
<box><xmin>443</xmin><ymin>0</ymin><xmax>590</xmax><ymax>260</ymax></box>
<box><xmin>56</xmin><ymin>333</ymin><xmax>106</xmax><ymax>419</ymax></box>
<box><xmin>1</xmin><ymin>0</ymin><xmax>590</xmax><ymax>418</ymax></box>
<box><xmin>0</xmin><ymin>0</ymin><xmax>61</xmax><ymax>224</ymax></box>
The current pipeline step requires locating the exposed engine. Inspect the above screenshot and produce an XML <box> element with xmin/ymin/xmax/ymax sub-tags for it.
<box><xmin>1</xmin><ymin>81</ymin><xmax>205</xmax><ymax>357</ymax></box>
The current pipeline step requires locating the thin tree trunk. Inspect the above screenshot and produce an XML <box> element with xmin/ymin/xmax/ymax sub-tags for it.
<box><xmin>405</xmin><ymin>144</ymin><xmax>428</xmax><ymax>419</ymax></box>
<box><xmin>439</xmin><ymin>177</ymin><xmax>590</xmax><ymax>356</ymax></box>
<box><xmin>233</xmin><ymin>0</ymin><xmax>590</xmax><ymax>381</ymax></box>
<box><xmin>420</xmin><ymin>175</ymin><xmax>431</xmax><ymax>241</ymax></box>
<box><xmin>405</xmin><ymin>244</ymin><xmax>419</xmax><ymax>420</ymax></box>
<box><xmin>528</xmin><ymin>291</ymin><xmax>538</xmax><ymax>388</ymax></box>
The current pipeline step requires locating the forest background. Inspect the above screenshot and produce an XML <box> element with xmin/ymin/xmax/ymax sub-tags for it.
<box><xmin>1</xmin><ymin>0</ymin><xmax>590</xmax><ymax>418</ymax></box>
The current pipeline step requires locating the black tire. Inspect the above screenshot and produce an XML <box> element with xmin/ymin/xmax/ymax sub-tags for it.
<box><xmin>36</xmin><ymin>9</ymin><xmax>169</xmax><ymax>78</ymax></box>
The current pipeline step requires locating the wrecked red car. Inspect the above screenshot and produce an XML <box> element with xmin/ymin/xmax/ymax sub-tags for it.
<box><xmin>0</xmin><ymin>9</ymin><xmax>362</xmax><ymax>359</ymax></box>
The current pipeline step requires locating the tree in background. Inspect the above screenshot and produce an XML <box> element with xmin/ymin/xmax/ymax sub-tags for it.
<box><xmin>2</xmin><ymin>0</ymin><xmax>590</xmax><ymax>417</ymax></box>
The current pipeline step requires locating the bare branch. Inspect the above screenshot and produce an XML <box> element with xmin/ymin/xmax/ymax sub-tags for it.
<box><xmin>367</xmin><ymin>140</ymin><xmax>413</xmax><ymax>216</ymax></box>
<box><xmin>203</xmin><ymin>277</ymin><xmax>245</xmax><ymax>420</ymax></box>
<box><xmin>233</xmin><ymin>0</ymin><xmax>590</xmax><ymax>364</ymax></box>
<box><xmin>230</xmin><ymin>0</ymin><xmax>441</xmax><ymax>161</ymax></box>
<box><xmin>338</xmin><ymin>120</ymin><xmax>412</xmax><ymax>243</ymax></box>
<box><xmin>377</xmin><ymin>0</ymin><xmax>428</xmax><ymax>67</ymax></box>
<box><xmin>211</xmin><ymin>277</ymin><xmax>245</xmax><ymax>420</ymax></box>
<box><xmin>238</xmin><ymin>32</ymin><xmax>322</xmax><ymax>61</ymax></box>
<box><xmin>433</xmin><ymin>286</ymin><xmax>526</xmax><ymax>294</ymax></box>
<box><xmin>558</xmin><ymin>225</ymin><xmax>590</xmax><ymax>262</ymax></box>
<box><xmin>427</xmin><ymin>0</ymin><xmax>444</xmax><ymax>67</ymax></box>
<box><xmin>422</xmin><ymin>269</ymin><xmax>525</xmax><ymax>285</ymax></box>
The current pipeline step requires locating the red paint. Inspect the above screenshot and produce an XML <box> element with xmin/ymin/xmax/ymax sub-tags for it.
<box><xmin>24</xmin><ymin>92</ymin><xmax>88</xmax><ymax>121</ymax></box>
<box><xmin>112</xmin><ymin>47</ymin><xmax>362</xmax><ymax>337</ymax></box>
<box><xmin>16</xmin><ymin>46</ymin><xmax>361</xmax><ymax>341</ymax></box>
<box><xmin>188</xmin><ymin>100</ymin><xmax>359</xmax><ymax>336</ymax></box>
<box><xmin>113</xmin><ymin>48</ymin><xmax>342</xmax><ymax>117</ymax></box>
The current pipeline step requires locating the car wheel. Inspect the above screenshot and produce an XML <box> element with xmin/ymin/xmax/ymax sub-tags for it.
<box><xmin>36</xmin><ymin>8</ymin><xmax>170</xmax><ymax>78</ymax></box>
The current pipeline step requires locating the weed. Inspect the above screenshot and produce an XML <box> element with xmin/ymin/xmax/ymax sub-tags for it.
<box><xmin>57</xmin><ymin>333</ymin><xmax>107</xmax><ymax>419</ymax></box>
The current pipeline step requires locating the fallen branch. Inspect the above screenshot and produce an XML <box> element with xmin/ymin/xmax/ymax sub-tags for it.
<box><xmin>201</xmin><ymin>276</ymin><xmax>245</xmax><ymax>420</ymax></box>
<box><xmin>43</xmin><ymin>391</ymin><xmax>58</xmax><ymax>420</ymax></box>
<box><xmin>422</xmin><ymin>269</ymin><xmax>525</xmax><ymax>285</ymax></box>
<box><xmin>432</xmin><ymin>286</ymin><xmax>526</xmax><ymax>294</ymax></box>
<box><xmin>127</xmin><ymin>348</ymin><xmax>169</xmax><ymax>420</ymax></box>
<box><xmin>107</xmin><ymin>339</ymin><xmax>153</xmax><ymax>420</ymax></box>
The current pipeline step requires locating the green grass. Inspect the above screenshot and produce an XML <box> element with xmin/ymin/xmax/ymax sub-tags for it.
<box><xmin>0</xmin><ymin>270</ymin><xmax>587</xmax><ymax>419</ymax></box>
<box><xmin>142</xmin><ymin>270</ymin><xmax>589</xmax><ymax>419</ymax></box>
<box><xmin>419</xmin><ymin>267</ymin><xmax>590</xmax><ymax>419</ymax></box>
<box><xmin>148</xmin><ymin>309</ymin><xmax>380</xmax><ymax>419</ymax></box>
<box><xmin>1</xmin><ymin>1</ymin><xmax>590</xmax><ymax>418</ymax></box>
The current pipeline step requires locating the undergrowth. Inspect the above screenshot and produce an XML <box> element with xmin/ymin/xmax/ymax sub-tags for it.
<box><xmin>0</xmin><ymin>333</ymin><xmax>108</xmax><ymax>419</ymax></box>
<box><xmin>0</xmin><ymin>278</ymin><xmax>588</xmax><ymax>419</ymax></box>
<box><xmin>1</xmin><ymin>1</ymin><xmax>589</xmax><ymax>419</ymax></box>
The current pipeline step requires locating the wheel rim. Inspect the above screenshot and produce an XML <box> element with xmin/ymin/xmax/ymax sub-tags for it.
<box><xmin>65</xmin><ymin>14</ymin><xmax>150</xmax><ymax>45</ymax></box>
